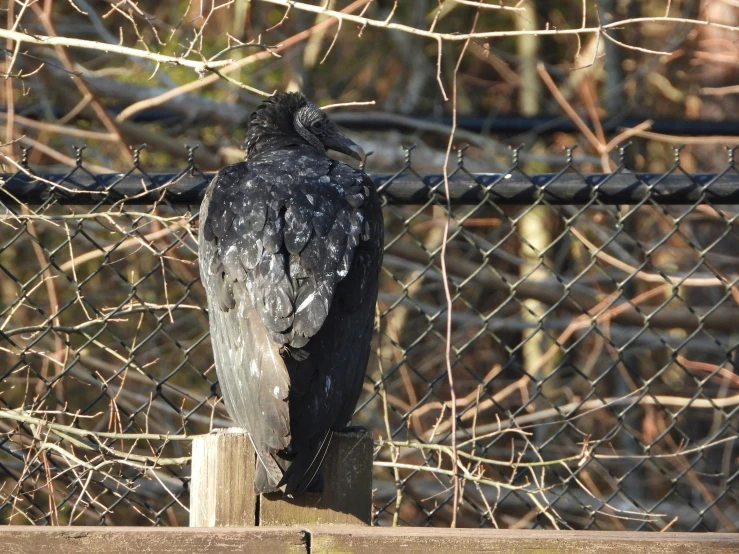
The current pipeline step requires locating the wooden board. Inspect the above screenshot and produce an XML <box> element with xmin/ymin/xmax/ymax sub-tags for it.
<box><xmin>307</xmin><ymin>526</ymin><xmax>739</xmax><ymax>554</ymax></box>
<box><xmin>3</xmin><ymin>526</ymin><xmax>738</xmax><ymax>554</ymax></box>
<box><xmin>2</xmin><ymin>527</ymin><xmax>305</xmax><ymax>554</ymax></box>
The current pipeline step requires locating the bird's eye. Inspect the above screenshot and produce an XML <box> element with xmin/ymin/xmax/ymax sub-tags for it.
<box><xmin>311</xmin><ymin>120</ymin><xmax>324</xmax><ymax>131</ymax></box>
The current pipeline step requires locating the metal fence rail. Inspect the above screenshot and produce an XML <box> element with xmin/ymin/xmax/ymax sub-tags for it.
<box><xmin>1</xmin><ymin>149</ymin><xmax>738</xmax><ymax>530</ymax></box>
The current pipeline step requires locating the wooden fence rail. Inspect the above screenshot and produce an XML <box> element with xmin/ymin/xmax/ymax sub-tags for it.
<box><xmin>2</xmin><ymin>526</ymin><xmax>738</xmax><ymax>553</ymax></box>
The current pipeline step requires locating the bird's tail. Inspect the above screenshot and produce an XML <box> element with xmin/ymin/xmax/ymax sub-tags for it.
<box><xmin>253</xmin><ymin>448</ymin><xmax>284</xmax><ymax>494</ymax></box>
<box><xmin>277</xmin><ymin>431</ymin><xmax>333</xmax><ymax>497</ymax></box>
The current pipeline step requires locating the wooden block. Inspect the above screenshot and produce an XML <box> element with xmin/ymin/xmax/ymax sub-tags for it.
<box><xmin>259</xmin><ymin>428</ymin><xmax>373</xmax><ymax>526</ymax></box>
<box><xmin>189</xmin><ymin>429</ymin><xmax>256</xmax><ymax>527</ymax></box>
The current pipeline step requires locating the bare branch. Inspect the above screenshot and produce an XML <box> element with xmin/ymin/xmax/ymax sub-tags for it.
<box><xmin>0</xmin><ymin>29</ymin><xmax>244</xmax><ymax>73</ymax></box>
<box><xmin>247</xmin><ymin>1</ymin><xmax>739</xmax><ymax>43</ymax></box>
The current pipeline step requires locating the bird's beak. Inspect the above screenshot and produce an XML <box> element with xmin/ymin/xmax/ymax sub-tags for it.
<box><xmin>324</xmin><ymin>132</ymin><xmax>366</xmax><ymax>162</ymax></box>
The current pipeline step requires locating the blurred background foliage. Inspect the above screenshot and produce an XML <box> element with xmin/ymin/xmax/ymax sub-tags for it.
<box><xmin>2</xmin><ymin>0</ymin><xmax>739</xmax><ymax>174</ymax></box>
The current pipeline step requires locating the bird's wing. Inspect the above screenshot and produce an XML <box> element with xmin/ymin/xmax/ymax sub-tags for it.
<box><xmin>199</xmin><ymin>165</ymin><xmax>290</xmax><ymax>490</ymax></box>
<box><xmin>202</xmin><ymin>151</ymin><xmax>371</xmax><ymax>350</ymax></box>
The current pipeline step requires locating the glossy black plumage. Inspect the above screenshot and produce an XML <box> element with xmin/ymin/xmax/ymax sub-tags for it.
<box><xmin>199</xmin><ymin>92</ymin><xmax>383</xmax><ymax>496</ymax></box>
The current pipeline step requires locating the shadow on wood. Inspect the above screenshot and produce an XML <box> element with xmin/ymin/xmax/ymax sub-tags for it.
<box><xmin>190</xmin><ymin>427</ymin><xmax>372</xmax><ymax>527</ymax></box>
<box><xmin>259</xmin><ymin>428</ymin><xmax>373</xmax><ymax>525</ymax></box>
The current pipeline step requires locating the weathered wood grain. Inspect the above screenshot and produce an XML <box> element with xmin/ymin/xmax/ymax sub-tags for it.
<box><xmin>3</xmin><ymin>526</ymin><xmax>738</xmax><ymax>554</ymax></box>
<box><xmin>2</xmin><ymin>527</ymin><xmax>306</xmax><ymax>554</ymax></box>
<box><xmin>190</xmin><ymin>427</ymin><xmax>373</xmax><ymax>527</ymax></box>
<box><xmin>259</xmin><ymin>429</ymin><xmax>373</xmax><ymax>526</ymax></box>
<box><xmin>189</xmin><ymin>429</ymin><xmax>256</xmax><ymax>527</ymax></box>
<box><xmin>307</xmin><ymin>526</ymin><xmax>739</xmax><ymax>554</ymax></box>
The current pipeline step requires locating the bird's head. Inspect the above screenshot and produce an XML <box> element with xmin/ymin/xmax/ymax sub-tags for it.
<box><xmin>292</xmin><ymin>102</ymin><xmax>366</xmax><ymax>162</ymax></box>
<box><xmin>246</xmin><ymin>92</ymin><xmax>365</xmax><ymax>162</ymax></box>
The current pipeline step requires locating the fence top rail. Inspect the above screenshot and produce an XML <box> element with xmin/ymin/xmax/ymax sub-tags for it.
<box><xmin>1</xmin><ymin>526</ymin><xmax>738</xmax><ymax>554</ymax></box>
<box><xmin>3</xmin><ymin>170</ymin><xmax>739</xmax><ymax>205</ymax></box>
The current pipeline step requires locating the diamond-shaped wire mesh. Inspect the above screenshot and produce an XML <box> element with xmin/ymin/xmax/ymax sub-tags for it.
<box><xmin>0</xmin><ymin>148</ymin><xmax>737</xmax><ymax>530</ymax></box>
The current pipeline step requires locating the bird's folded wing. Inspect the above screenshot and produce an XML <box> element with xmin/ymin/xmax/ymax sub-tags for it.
<box><xmin>201</xmin><ymin>154</ymin><xmax>372</xmax><ymax>350</ymax></box>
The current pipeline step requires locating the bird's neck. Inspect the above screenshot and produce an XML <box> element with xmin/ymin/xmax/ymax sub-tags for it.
<box><xmin>246</xmin><ymin>131</ymin><xmax>311</xmax><ymax>159</ymax></box>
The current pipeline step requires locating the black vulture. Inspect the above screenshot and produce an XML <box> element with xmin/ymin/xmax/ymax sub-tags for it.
<box><xmin>199</xmin><ymin>92</ymin><xmax>383</xmax><ymax>496</ymax></box>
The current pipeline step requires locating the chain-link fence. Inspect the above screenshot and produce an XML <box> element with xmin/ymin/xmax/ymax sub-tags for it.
<box><xmin>1</xmin><ymin>147</ymin><xmax>738</xmax><ymax>531</ymax></box>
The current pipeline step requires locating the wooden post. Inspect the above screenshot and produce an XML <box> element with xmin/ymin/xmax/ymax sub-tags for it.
<box><xmin>259</xmin><ymin>428</ymin><xmax>373</xmax><ymax>526</ymax></box>
<box><xmin>190</xmin><ymin>429</ymin><xmax>256</xmax><ymax>527</ymax></box>
<box><xmin>190</xmin><ymin>427</ymin><xmax>373</xmax><ymax>527</ymax></box>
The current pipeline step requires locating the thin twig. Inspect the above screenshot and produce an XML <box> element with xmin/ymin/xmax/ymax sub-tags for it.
<box><xmin>437</xmin><ymin>5</ymin><xmax>481</xmax><ymax>527</ymax></box>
